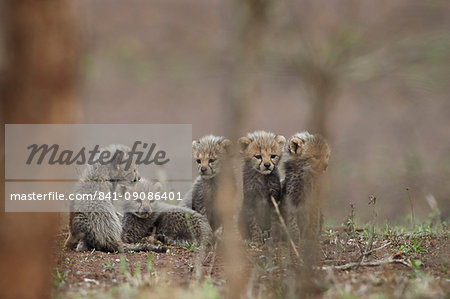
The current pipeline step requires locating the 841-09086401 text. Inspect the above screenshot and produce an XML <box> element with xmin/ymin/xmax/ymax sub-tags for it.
<box><xmin>9</xmin><ymin>191</ymin><xmax>183</xmax><ymax>201</ymax></box>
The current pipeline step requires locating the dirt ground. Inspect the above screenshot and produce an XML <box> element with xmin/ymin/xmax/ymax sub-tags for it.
<box><xmin>53</xmin><ymin>226</ymin><xmax>449</xmax><ymax>298</ymax></box>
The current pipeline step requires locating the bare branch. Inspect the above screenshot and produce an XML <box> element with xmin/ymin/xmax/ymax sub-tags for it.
<box><xmin>364</xmin><ymin>242</ymin><xmax>392</xmax><ymax>257</ymax></box>
<box><xmin>270</xmin><ymin>196</ymin><xmax>300</xmax><ymax>259</ymax></box>
<box><xmin>322</xmin><ymin>257</ymin><xmax>412</xmax><ymax>271</ymax></box>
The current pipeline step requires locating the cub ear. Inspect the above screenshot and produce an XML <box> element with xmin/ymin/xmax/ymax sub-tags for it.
<box><xmin>111</xmin><ymin>149</ymin><xmax>126</xmax><ymax>170</ymax></box>
<box><xmin>238</xmin><ymin>136</ymin><xmax>251</xmax><ymax>153</ymax></box>
<box><xmin>192</xmin><ymin>140</ymin><xmax>200</xmax><ymax>150</ymax></box>
<box><xmin>152</xmin><ymin>181</ymin><xmax>163</xmax><ymax>193</ymax></box>
<box><xmin>219</xmin><ymin>138</ymin><xmax>232</xmax><ymax>152</ymax></box>
<box><xmin>275</xmin><ymin>135</ymin><xmax>286</xmax><ymax>147</ymax></box>
<box><xmin>288</xmin><ymin>136</ymin><xmax>304</xmax><ymax>154</ymax></box>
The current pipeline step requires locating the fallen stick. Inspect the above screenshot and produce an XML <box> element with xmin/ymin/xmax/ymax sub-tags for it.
<box><xmin>321</xmin><ymin>257</ymin><xmax>412</xmax><ymax>271</ymax></box>
<box><xmin>207</xmin><ymin>242</ymin><xmax>218</xmax><ymax>276</ymax></box>
<box><xmin>364</xmin><ymin>241</ymin><xmax>392</xmax><ymax>256</ymax></box>
<box><xmin>270</xmin><ymin>195</ymin><xmax>300</xmax><ymax>259</ymax></box>
<box><xmin>358</xmin><ymin>241</ymin><xmax>392</xmax><ymax>268</ymax></box>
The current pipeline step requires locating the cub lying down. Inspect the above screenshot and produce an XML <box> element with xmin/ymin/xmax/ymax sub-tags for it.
<box><xmin>122</xmin><ymin>179</ymin><xmax>214</xmax><ymax>251</ymax></box>
<box><xmin>65</xmin><ymin>144</ymin><xmax>166</xmax><ymax>253</ymax></box>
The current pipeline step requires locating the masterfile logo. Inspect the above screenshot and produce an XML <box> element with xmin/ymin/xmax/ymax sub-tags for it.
<box><xmin>26</xmin><ymin>141</ymin><xmax>170</xmax><ymax>169</ymax></box>
<box><xmin>4</xmin><ymin>124</ymin><xmax>192</xmax><ymax>212</ymax></box>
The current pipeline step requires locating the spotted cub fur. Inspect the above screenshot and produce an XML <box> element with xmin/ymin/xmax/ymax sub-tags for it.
<box><xmin>238</xmin><ymin>130</ymin><xmax>286</xmax><ymax>245</ymax></box>
<box><xmin>65</xmin><ymin>144</ymin><xmax>166</xmax><ymax>253</ymax></box>
<box><xmin>281</xmin><ymin>132</ymin><xmax>330</xmax><ymax>241</ymax></box>
<box><xmin>179</xmin><ymin>135</ymin><xmax>231</xmax><ymax>231</ymax></box>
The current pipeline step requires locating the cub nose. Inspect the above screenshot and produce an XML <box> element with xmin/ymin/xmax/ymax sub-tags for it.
<box><xmin>264</xmin><ymin>163</ymin><xmax>271</xmax><ymax>169</ymax></box>
<box><xmin>143</xmin><ymin>207</ymin><xmax>150</xmax><ymax>213</ymax></box>
<box><xmin>201</xmin><ymin>167</ymin><xmax>207</xmax><ymax>173</ymax></box>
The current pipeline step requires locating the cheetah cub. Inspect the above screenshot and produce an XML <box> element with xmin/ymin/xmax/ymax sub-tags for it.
<box><xmin>122</xmin><ymin>179</ymin><xmax>214</xmax><ymax>251</ymax></box>
<box><xmin>179</xmin><ymin>135</ymin><xmax>232</xmax><ymax>231</ymax></box>
<box><xmin>238</xmin><ymin>131</ymin><xmax>286</xmax><ymax>245</ymax></box>
<box><xmin>65</xmin><ymin>144</ymin><xmax>166</xmax><ymax>253</ymax></box>
<box><xmin>281</xmin><ymin>132</ymin><xmax>330</xmax><ymax>241</ymax></box>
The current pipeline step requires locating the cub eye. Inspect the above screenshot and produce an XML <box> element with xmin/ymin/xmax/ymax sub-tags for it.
<box><xmin>208</xmin><ymin>158</ymin><xmax>216</xmax><ymax>163</ymax></box>
<box><xmin>132</xmin><ymin>170</ymin><xmax>139</xmax><ymax>182</ymax></box>
<box><xmin>270</xmin><ymin>154</ymin><xmax>277</xmax><ymax>159</ymax></box>
<box><xmin>314</xmin><ymin>155</ymin><xmax>321</xmax><ymax>159</ymax></box>
<box><xmin>136</xmin><ymin>198</ymin><xmax>142</xmax><ymax>203</ymax></box>
<box><xmin>196</xmin><ymin>159</ymin><xmax>201</xmax><ymax>164</ymax></box>
<box><xmin>254</xmin><ymin>155</ymin><xmax>262</xmax><ymax>159</ymax></box>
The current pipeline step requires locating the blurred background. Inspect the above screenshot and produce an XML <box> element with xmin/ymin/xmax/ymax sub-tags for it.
<box><xmin>74</xmin><ymin>0</ymin><xmax>450</xmax><ymax>223</ymax></box>
<box><xmin>0</xmin><ymin>1</ymin><xmax>449</xmax><ymax>297</ymax></box>
<box><xmin>2</xmin><ymin>0</ymin><xmax>450</xmax><ymax>222</ymax></box>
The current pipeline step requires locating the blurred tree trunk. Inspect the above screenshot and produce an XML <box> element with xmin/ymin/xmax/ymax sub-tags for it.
<box><xmin>221</xmin><ymin>0</ymin><xmax>270</xmax><ymax>136</ymax></box>
<box><xmin>0</xmin><ymin>1</ymin><xmax>79</xmax><ymax>298</ymax></box>
<box><xmin>302</xmin><ymin>63</ymin><xmax>336</xmax><ymax>139</ymax></box>
<box><xmin>218</xmin><ymin>0</ymin><xmax>270</xmax><ymax>298</ymax></box>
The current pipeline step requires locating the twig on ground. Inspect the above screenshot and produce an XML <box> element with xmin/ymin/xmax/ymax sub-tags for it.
<box><xmin>358</xmin><ymin>195</ymin><xmax>378</xmax><ymax>268</ymax></box>
<box><xmin>364</xmin><ymin>241</ymin><xmax>391</xmax><ymax>256</ymax></box>
<box><xmin>358</xmin><ymin>241</ymin><xmax>392</xmax><ymax>268</ymax></box>
<box><xmin>207</xmin><ymin>242</ymin><xmax>218</xmax><ymax>276</ymax></box>
<box><xmin>322</xmin><ymin>248</ymin><xmax>329</xmax><ymax>259</ymax></box>
<box><xmin>406</xmin><ymin>187</ymin><xmax>415</xmax><ymax>229</ymax></box>
<box><xmin>322</xmin><ymin>257</ymin><xmax>412</xmax><ymax>271</ymax></box>
<box><xmin>270</xmin><ymin>196</ymin><xmax>300</xmax><ymax>259</ymax></box>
